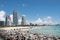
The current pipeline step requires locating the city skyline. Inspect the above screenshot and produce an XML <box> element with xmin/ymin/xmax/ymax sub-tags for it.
<box><xmin>0</xmin><ymin>10</ymin><xmax>60</xmax><ymax>25</ymax></box>
<box><xmin>0</xmin><ymin>0</ymin><xmax>60</xmax><ymax>24</ymax></box>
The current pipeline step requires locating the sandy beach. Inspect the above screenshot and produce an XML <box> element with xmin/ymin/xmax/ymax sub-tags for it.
<box><xmin>0</xmin><ymin>27</ymin><xmax>32</xmax><ymax>31</ymax></box>
<box><xmin>0</xmin><ymin>26</ymin><xmax>43</xmax><ymax>31</ymax></box>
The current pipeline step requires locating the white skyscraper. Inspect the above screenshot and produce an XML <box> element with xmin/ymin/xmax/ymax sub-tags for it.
<box><xmin>5</xmin><ymin>15</ymin><xmax>11</xmax><ymax>26</ymax></box>
<box><xmin>21</xmin><ymin>15</ymin><xmax>26</xmax><ymax>25</ymax></box>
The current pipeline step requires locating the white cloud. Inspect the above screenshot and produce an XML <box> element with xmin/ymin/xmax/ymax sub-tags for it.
<box><xmin>34</xmin><ymin>16</ymin><xmax>54</xmax><ymax>25</ymax></box>
<box><xmin>34</xmin><ymin>18</ymin><xmax>43</xmax><ymax>25</ymax></box>
<box><xmin>0</xmin><ymin>10</ymin><xmax>6</xmax><ymax>21</ymax></box>
<box><xmin>43</xmin><ymin>16</ymin><xmax>53</xmax><ymax>24</ymax></box>
<box><xmin>26</xmin><ymin>20</ymin><xmax>30</xmax><ymax>25</ymax></box>
<box><xmin>18</xmin><ymin>18</ymin><xmax>21</xmax><ymax>25</ymax></box>
<box><xmin>43</xmin><ymin>16</ymin><xmax>52</xmax><ymax>21</ymax></box>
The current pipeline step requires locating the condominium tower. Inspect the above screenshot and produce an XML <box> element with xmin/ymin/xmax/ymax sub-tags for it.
<box><xmin>5</xmin><ymin>15</ymin><xmax>11</xmax><ymax>26</ymax></box>
<box><xmin>21</xmin><ymin>15</ymin><xmax>26</xmax><ymax>25</ymax></box>
<box><xmin>13</xmin><ymin>10</ymin><xmax>18</xmax><ymax>26</ymax></box>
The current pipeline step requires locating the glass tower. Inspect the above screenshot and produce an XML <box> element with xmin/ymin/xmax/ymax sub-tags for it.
<box><xmin>5</xmin><ymin>16</ymin><xmax>11</xmax><ymax>26</ymax></box>
<box><xmin>13</xmin><ymin>10</ymin><xmax>18</xmax><ymax>26</ymax></box>
<box><xmin>21</xmin><ymin>15</ymin><xmax>26</xmax><ymax>25</ymax></box>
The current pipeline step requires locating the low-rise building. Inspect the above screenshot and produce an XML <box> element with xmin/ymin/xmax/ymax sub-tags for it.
<box><xmin>0</xmin><ymin>21</ymin><xmax>4</xmax><ymax>26</ymax></box>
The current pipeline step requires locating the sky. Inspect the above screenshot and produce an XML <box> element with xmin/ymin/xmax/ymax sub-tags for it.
<box><xmin>0</xmin><ymin>0</ymin><xmax>60</xmax><ymax>24</ymax></box>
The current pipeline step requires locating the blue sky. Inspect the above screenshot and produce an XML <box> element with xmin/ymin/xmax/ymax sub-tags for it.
<box><xmin>0</xmin><ymin>0</ymin><xmax>60</xmax><ymax>23</ymax></box>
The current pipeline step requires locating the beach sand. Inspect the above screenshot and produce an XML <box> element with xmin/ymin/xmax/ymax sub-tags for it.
<box><xmin>0</xmin><ymin>26</ymin><xmax>43</xmax><ymax>32</ymax></box>
<box><xmin>0</xmin><ymin>27</ymin><xmax>31</xmax><ymax>31</ymax></box>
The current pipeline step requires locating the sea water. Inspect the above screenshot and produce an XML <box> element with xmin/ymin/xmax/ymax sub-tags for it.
<box><xmin>29</xmin><ymin>26</ymin><xmax>60</xmax><ymax>37</ymax></box>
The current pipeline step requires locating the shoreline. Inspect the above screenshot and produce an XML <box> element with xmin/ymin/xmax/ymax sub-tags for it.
<box><xmin>0</xmin><ymin>27</ymin><xmax>60</xmax><ymax>40</ymax></box>
<box><xmin>0</xmin><ymin>27</ymin><xmax>32</xmax><ymax>31</ymax></box>
<box><xmin>0</xmin><ymin>26</ymin><xmax>60</xmax><ymax>37</ymax></box>
<box><xmin>0</xmin><ymin>26</ymin><xmax>43</xmax><ymax>31</ymax></box>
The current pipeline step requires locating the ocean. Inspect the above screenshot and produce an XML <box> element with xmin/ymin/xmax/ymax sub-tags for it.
<box><xmin>29</xmin><ymin>26</ymin><xmax>60</xmax><ymax>37</ymax></box>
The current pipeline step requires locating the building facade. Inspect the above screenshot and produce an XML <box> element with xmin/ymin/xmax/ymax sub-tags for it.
<box><xmin>0</xmin><ymin>21</ymin><xmax>4</xmax><ymax>26</ymax></box>
<box><xmin>21</xmin><ymin>15</ymin><xmax>26</xmax><ymax>25</ymax></box>
<box><xmin>5</xmin><ymin>16</ymin><xmax>11</xmax><ymax>26</ymax></box>
<box><xmin>13</xmin><ymin>10</ymin><xmax>18</xmax><ymax>26</ymax></box>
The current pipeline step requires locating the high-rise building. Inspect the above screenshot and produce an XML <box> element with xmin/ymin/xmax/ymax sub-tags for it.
<box><xmin>13</xmin><ymin>10</ymin><xmax>18</xmax><ymax>26</ymax></box>
<box><xmin>5</xmin><ymin>16</ymin><xmax>8</xmax><ymax>26</ymax></box>
<box><xmin>0</xmin><ymin>21</ymin><xmax>4</xmax><ymax>26</ymax></box>
<box><xmin>5</xmin><ymin>15</ymin><xmax>11</xmax><ymax>26</ymax></box>
<box><xmin>21</xmin><ymin>15</ymin><xmax>26</xmax><ymax>25</ymax></box>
